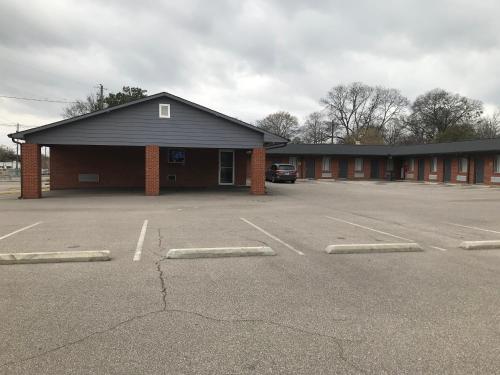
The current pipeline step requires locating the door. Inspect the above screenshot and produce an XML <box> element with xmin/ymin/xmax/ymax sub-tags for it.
<box><xmin>338</xmin><ymin>159</ymin><xmax>348</xmax><ymax>178</ymax></box>
<box><xmin>475</xmin><ymin>158</ymin><xmax>484</xmax><ymax>184</ymax></box>
<box><xmin>305</xmin><ymin>159</ymin><xmax>315</xmax><ymax>179</ymax></box>
<box><xmin>219</xmin><ymin>150</ymin><xmax>234</xmax><ymax>185</ymax></box>
<box><xmin>443</xmin><ymin>158</ymin><xmax>451</xmax><ymax>183</ymax></box>
<box><xmin>417</xmin><ymin>159</ymin><xmax>425</xmax><ymax>181</ymax></box>
<box><xmin>370</xmin><ymin>159</ymin><xmax>380</xmax><ymax>179</ymax></box>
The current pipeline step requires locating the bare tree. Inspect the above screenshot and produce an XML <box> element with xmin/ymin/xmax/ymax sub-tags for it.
<box><xmin>256</xmin><ymin>111</ymin><xmax>299</xmax><ymax>140</ymax></box>
<box><xmin>407</xmin><ymin>88</ymin><xmax>483</xmax><ymax>142</ymax></box>
<box><xmin>320</xmin><ymin>82</ymin><xmax>409</xmax><ymax>144</ymax></box>
<box><xmin>62</xmin><ymin>93</ymin><xmax>100</xmax><ymax>118</ymax></box>
<box><xmin>301</xmin><ymin>112</ymin><xmax>330</xmax><ymax>144</ymax></box>
<box><xmin>62</xmin><ymin>86</ymin><xmax>148</xmax><ymax>119</ymax></box>
<box><xmin>476</xmin><ymin>111</ymin><xmax>500</xmax><ymax>139</ymax></box>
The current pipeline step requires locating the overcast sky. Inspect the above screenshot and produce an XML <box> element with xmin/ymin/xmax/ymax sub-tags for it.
<box><xmin>1</xmin><ymin>0</ymin><xmax>500</xmax><ymax>147</ymax></box>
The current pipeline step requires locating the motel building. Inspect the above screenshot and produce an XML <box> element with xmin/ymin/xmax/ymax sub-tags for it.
<box><xmin>7</xmin><ymin>92</ymin><xmax>500</xmax><ymax>199</ymax></box>
<box><xmin>266</xmin><ymin>141</ymin><xmax>500</xmax><ymax>185</ymax></box>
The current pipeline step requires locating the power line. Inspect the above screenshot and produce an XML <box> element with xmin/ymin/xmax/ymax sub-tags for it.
<box><xmin>0</xmin><ymin>95</ymin><xmax>78</xmax><ymax>104</ymax></box>
<box><xmin>0</xmin><ymin>123</ymin><xmax>34</xmax><ymax>128</ymax></box>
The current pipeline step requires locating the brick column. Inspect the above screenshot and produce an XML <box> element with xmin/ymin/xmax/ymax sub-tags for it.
<box><xmin>145</xmin><ymin>145</ymin><xmax>160</xmax><ymax>196</ymax></box>
<box><xmin>21</xmin><ymin>143</ymin><xmax>42</xmax><ymax>199</ymax></box>
<box><xmin>250</xmin><ymin>147</ymin><xmax>266</xmax><ymax>195</ymax></box>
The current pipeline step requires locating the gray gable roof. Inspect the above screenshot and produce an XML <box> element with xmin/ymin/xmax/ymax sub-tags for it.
<box><xmin>268</xmin><ymin>143</ymin><xmax>394</xmax><ymax>156</ymax></box>
<box><xmin>8</xmin><ymin>92</ymin><xmax>288</xmax><ymax>145</ymax></box>
<box><xmin>268</xmin><ymin>138</ymin><xmax>500</xmax><ymax>156</ymax></box>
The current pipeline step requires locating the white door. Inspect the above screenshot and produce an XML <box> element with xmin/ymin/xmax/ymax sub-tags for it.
<box><xmin>219</xmin><ymin>150</ymin><xmax>234</xmax><ymax>185</ymax></box>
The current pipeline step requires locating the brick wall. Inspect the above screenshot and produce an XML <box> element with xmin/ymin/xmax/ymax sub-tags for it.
<box><xmin>331</xmin><ymin>158</ymin><xmax>339</xmax><ymax>178</ymax></box>
<box><xmin>234</xmin><ymin>150</ymin><xmax>248</xmax><ymax>186</ymax></box>
<box><xmin>315</xmin><ymin>156</ymin><xmax>323</xmax><ymax>178</ymax></box>
<box><xmin>250</xmin><ymin>148</ymin><xmax>266</xmax><ymax>195</ymax></box>
<box><xmin>265</xmin><ymin>153</ymin><xmax>500</xmax><ymax>185</ymax></box>
<box><xmin>484</xmin><ymin>155</ymin><xmax>500</xmax><ymax>186</ymax></box>
<box><xmin>21</xmin><ymin>143</ymin><xmax>41</xmax><ymax>199</ymax></box>
<box><xmin>145</xmin><ymin>145</ymin><xmax>160</xmax><ymax>196</ymax></box>
<box><xmin>455</xmin><ymin>157</ymin><xmax>469</xmax><ymax>183</ymax></box>
<box><xmin>51</xmin><ymin>145</ymin><xmax>248</xmax><ymax>190</ymax></box>
<box><xmin>160</xmin><ymin>148</ymin><xmax>246</xmax><ymax>187</ymax></box>
<box><xmin>51</xmin><ymin>145</ymin><xmax>145</xmax><ymax>189</ymax></box>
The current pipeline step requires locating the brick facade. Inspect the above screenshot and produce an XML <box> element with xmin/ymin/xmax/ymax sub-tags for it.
<box><xmin>145</xmin><ymin>145</ymin><xmax>160</xmax><ymax>196</ymax></box>
<box><xmin>484</xmin><ymin>155</ymin><xmax>500</xmax><ymax>185</ymax></box>
<box><xmin>265</xmin><ymin>153</ymin><xmax>500</xmax><ymax>186</ymax></box>
<box><xmin>250</xmin><ymin>148</ymin><xmax>266</xmax><ymax>195</ymax></box>
<box><xmin>50</xmin><ymin>145</ymin><xmax>249</xmax><ymax>194</ymax></box>
<box><xmin>21</xmin><ymin>143</ymin><xmax>41</xmax><ymax>199</ymax></box>
<box><xmin>50</xmin><ymin>145</ymin><xmax>145</xmax><ymax>189</ymax></box>
<box><xmin>159</xmin><ymin>148</ymin><xmax>247</xmax><ymax>188</ymax></box>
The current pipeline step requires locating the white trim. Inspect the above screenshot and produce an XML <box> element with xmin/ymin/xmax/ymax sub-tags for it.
<box><xmin>218</xmin><ymin>149</ymin><xmax>235</xmax><ymax>185</ymax></box>
<box><xmin>159</xmin><ymin>103</ymin><xmax>170</xmax><ymax>118</ymax></box>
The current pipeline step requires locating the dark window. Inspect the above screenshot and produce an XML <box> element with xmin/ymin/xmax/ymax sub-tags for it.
<box><xmin>168</xmin><ymin>149</ymin><xmax>185</xmax><ymax>163</ymax></box>
<box><xmin>277</xmin><ymin>165</ymin><xmax>295</xmax><ymax>170</ymax></box>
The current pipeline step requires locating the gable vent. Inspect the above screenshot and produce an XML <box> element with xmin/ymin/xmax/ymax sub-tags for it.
<box><xmin>159</xmin><ymin>104</ymin><xmax>170</xmax><ymax>118</ymax></box>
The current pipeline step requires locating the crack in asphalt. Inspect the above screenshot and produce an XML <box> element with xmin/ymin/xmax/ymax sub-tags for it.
<box><xmin>1</xmin><ymin>233</ymin><xmax>366</xmax><ymax>374</ymax></box>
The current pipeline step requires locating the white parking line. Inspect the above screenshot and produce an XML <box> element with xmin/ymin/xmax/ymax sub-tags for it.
<box><xmin>446</xmin><ymin>222</ymin><xmax>500</xmax><ymax>235</ymax></box>
<box><xmin>325</xmin><ymin>216</ymin><xmax>414</xmax><ymax>242</ymax></box>
<box><xmin>240</xmin><ymin>217</ymin><xmax>304</xmax><ymax>256</ymax></box>
<box><xmin>430</xmin><ymin>246</ymin><xmax>447</xmax><ymax>252</ymax></box>
<box><xmin>0</xmin><ymin>222</ymin><xmax>42</xmax><ymax>241</ymax></box>
<box><xmin>133</xmin><ymin>220</ymin><xmax>148</xmax><ymax>261</ymax></box>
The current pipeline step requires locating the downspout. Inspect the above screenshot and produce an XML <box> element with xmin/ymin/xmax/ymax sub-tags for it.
<box><xmin>11</xmin><ymin>137</ymin><xmax>23</xmax><ymax>199</ymax></box>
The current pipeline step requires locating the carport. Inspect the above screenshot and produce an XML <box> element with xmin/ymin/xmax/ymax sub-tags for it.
<box><xmin>8</xmin><ymin>92</ymin><xmax>287</xmax><ymax>198</ymax></box>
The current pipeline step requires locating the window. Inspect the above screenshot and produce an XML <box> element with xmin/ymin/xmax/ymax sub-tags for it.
<box><xmin>386</xmin><ymin>158</ymin><xmax>394</xmax><ymax>172</ymax></box>
<box><xmin>277</xmin><ymin>165</ymin><xmax>295</xmax><ymax>170</ymax></box>
<box><xmin>354</xmin><ymin>158</ymin><xmax>363</xmax><ymax>172</ymax></box>
<box><xmin>495</xmin><ymin>155</ymin><xmax>500</xmax><ymax>173</ymax></box>
<box><xmin>159</xmin><ymin>103</ymin><xmax>170</xmax><ymax>118</ymax></box>
<box><xmin>431</xmin><ymin>157</ymin><xmax>438</xmax><ymax>173</ymax></box>
<box><xmin>322</xmin><ymin>156</ymin><xmax>331</xmax><ymax>172</ymax></box>
<box><xmin>459</xmin><ymin>157</ymin><xmax>468</xmax><ymax>173</ymax></box>
<box><xmin>219</xmin><ymin>150</ymin><xmax>234</xmax><ymax>185</ymax></box>
<box><xmin>409</xmin><ymin>158</ymin><xmax>415</xmax><ymax>171</ymax></box>
<box><xmin>289</xmin><ymin>156</ymin><xmax>298</xmax><ymax>169</ymax></box>
<box><xmin>168</xmin><ymin>149</ymin><xmax>185</xmax><ymax>163</ymax></box>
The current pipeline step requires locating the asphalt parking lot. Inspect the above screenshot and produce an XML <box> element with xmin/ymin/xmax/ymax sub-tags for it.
<box><xmin>1</xmin><ymin>181</ymin><xmax>499</xmax><ymax>374</ymax></box>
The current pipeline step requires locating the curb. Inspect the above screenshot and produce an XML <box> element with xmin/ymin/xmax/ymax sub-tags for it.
<box><xmin>459</xmin><ymin>240</ymin><xmax>500</xmax><ymax>250</ymax></box>
<box><xmin>166</xmin><ymin>246</ymin><xmax>276</xmax><ymax>259</ymax></box>
<box><xmin>0</xmin><ymin>250</ymin><xmax>111</xmax><ymax>264</ymax></box>
<box><xmin>325</xmin><ymin>243</ymin><xmax>423</xmax><ymax>254</ymax></box>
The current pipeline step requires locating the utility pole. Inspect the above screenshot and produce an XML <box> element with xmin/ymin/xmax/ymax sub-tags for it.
<box><xmin>98</xmin><ymin>83</ymin><xmax>104</xmax><ymax>110</ymax></box>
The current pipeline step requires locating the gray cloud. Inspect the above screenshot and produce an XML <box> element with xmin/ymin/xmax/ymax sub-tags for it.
<box><xmin>1</xmin><ymin>0</ymin><xmax>499</xmax><ymax>147</ymax></box>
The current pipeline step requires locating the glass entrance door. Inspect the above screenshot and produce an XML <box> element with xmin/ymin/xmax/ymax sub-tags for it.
<box><xmin>219</xmin><ymin>150</ymin><xmax>234</xmax><ymax>185</ymax></box>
